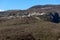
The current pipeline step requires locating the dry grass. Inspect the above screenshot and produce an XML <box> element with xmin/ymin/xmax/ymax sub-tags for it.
<box><xmin>0</xmin><ymin>18</ymin><xmax>60</xmax><ymax>40</ymax></box>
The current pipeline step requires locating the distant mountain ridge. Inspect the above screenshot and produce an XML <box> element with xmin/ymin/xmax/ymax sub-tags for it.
<box><xmin>0</xmin><ymin>5</ymin><xmax>60</xmax><ymax>13</ymax></box>
<box><xmin>0</xmin><ymin>5</ymin><xmax>60</xmax><ymax>17</ymax></box>
<box><xmin>28</xmin><ymin>5</ymin><xmax>60</xmax><ymax>9</ymax></box>
<box><xmin>0</xmin><ymin>5</ymin><xmax>60</xmax><ymax>23</ymax></box>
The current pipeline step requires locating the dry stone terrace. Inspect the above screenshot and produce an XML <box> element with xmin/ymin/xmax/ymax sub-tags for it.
<box><xmin>0</xmin><ymin>12</ymin><xmax>46</xmax><ymax>19</ymax></box>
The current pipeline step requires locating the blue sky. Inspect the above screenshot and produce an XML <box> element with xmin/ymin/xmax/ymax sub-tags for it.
<box><xmin>0</xmin><ymin>0</ymin><xmax>60</xmax><ymax>10</ymax></box>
